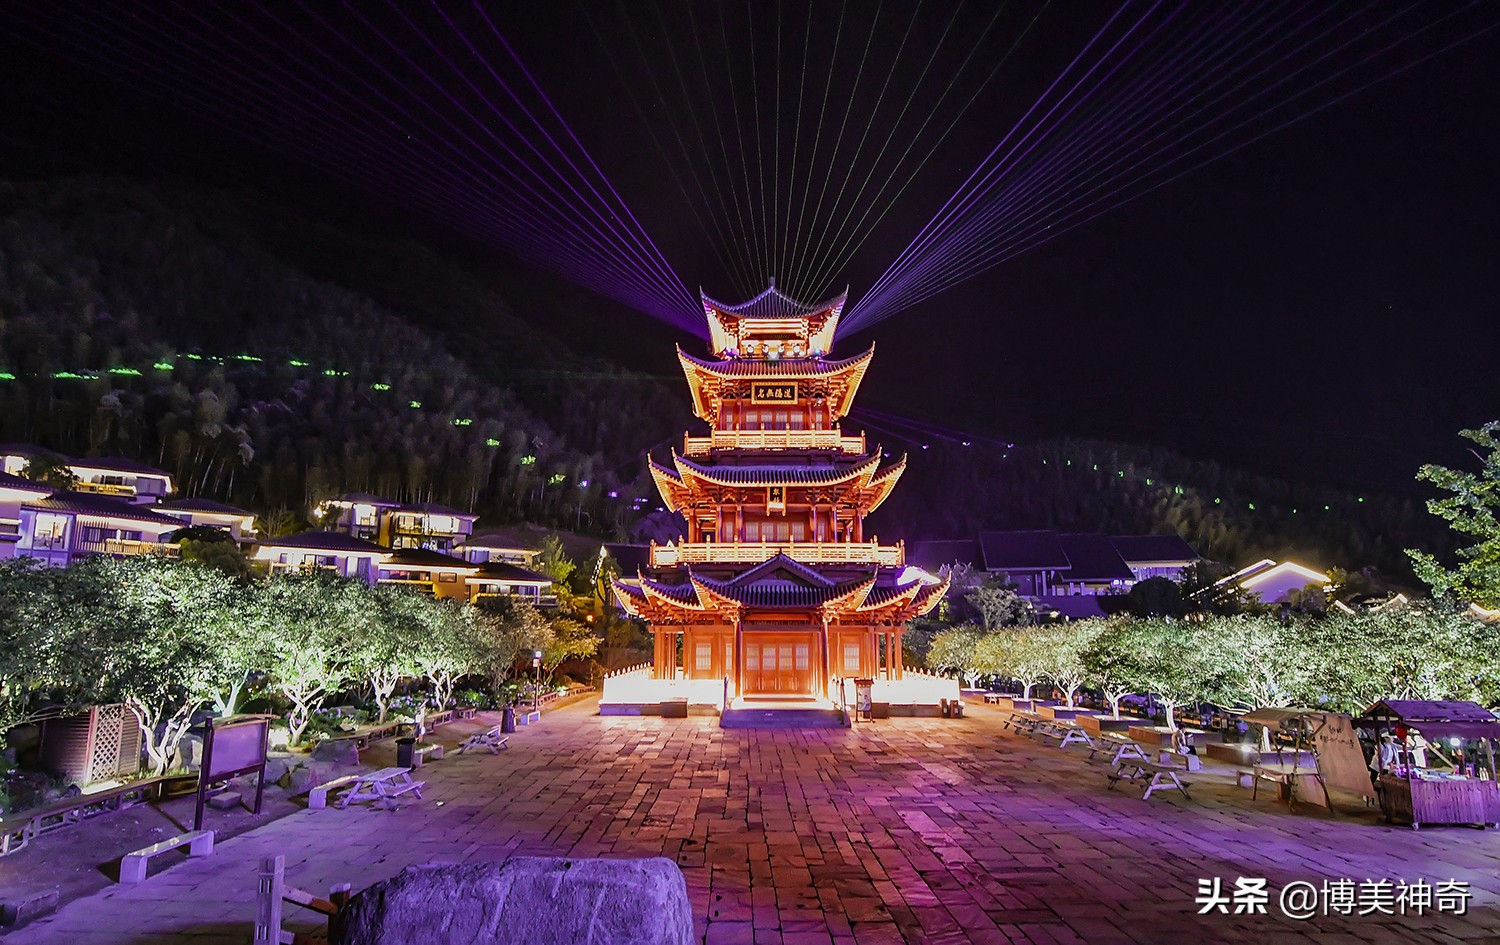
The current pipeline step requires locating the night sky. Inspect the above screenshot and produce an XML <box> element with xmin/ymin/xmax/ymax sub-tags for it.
<box><xmin>1</xmin><ymin>2</ymin><xmax>1496</xmax><ymax>496</ymax></box>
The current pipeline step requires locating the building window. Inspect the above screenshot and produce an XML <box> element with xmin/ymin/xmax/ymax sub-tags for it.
<box><xmin>843</xmin><ymin>642</ymin><xmax>861</xmax><ymax>674</ymax></box>
<box><xmin>695</xmin><ymin>642</ymin><xmax>712</xmax><ymax>671</ymax></box>
<box><xmin>438</xmin><ymin>572</ymin><xmax>457</xmax><ymax>583</ymax></box>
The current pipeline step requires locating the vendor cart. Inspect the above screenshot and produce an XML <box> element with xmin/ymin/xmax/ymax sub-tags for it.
<box><xmin>1361</xmin><ymin>700</ymin><xmax>1500</xmax><ymax>830</ymax></box>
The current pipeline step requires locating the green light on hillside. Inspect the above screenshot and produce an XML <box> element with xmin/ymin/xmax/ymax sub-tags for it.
<box><xmin>486</xmin><ymin>438</ymin><xmax>500</xmax><ymax>448</ymax></box>
<box><xmin>453</xmin><ymin>418</ymin><xmax>473</xmax><ymax>427</ymax></box>
<box><xmin>1248</xmin><ymin>503</ymin><xmax>1256</xmax><ymax>510</ymax></box>
<box><xmin>1214</xmin><ymin>497</ymin><xmax>1222</xmax><ymax>505</ymax></box>
<box><xmin>108</xmin><ymin>367</ymin><xmax>142</xmax><ymax>376</ymax></box>
<box><xmin>185</xmin><ymin>354</ymin><xmax>204</xmax><ymax>360</ymax></box>
<box><xmin>520</xmin><ymin>455</ymin><xmax>536</xmax><ymax>465</ymax></box>
<box><xmin>289</xmin><ymin>359</ymin><xmax>309</xmax><ymax>367</ymax></box>
<box><xmin>322</xmin><ymin>369</ymin><xmax>348</xmax><ymax>377</ymax></box>
<box><xmin>1357</xmin><ymin>497</ymin><xmax>1364</xmax><ymax>503</ymax></box>
<box><xmin>371</xmin><ymin>383</ymin><xmax>391</xmax><ymax>391</ymax></box>
<box><xmin>1117</xmin><ymin>470</ymin><xmax>1123</xmax><ymax>477</ymax></box>
<box><xmin>153</xmin><ymin>361</ymin><xmax>174</xmax><ymax>371</ymax></box>
<box><xmin>1323</xmin><ymin>505</ymin><xmax>1330</xmax><ymax>511</ymax></box>
<box><xmin>409</xmin><ymin>400</ymin><xmax>422</xmax><ymax>409</ymax></box>
<box><xmin>547</xmin><ymin>473</ymin><xmax>566</xmax><ymax>484</ymax></box>
<box><xmin>1145</xmin><ymin>478</ymin><xmax>1152</xmax><ymax>485</ymax></box>
<box><xmin>235</xmin><ymin>354</ymin><xmax>262</xmax><ymax>362</ymax></box>
<box><xmin>0</xmin><ymin>372</ymin><xmax>15</xmax><ymax>381</ymax></box>
<box><xmin>1093</xmin><ymin>464</ymin><xmax>1099</xmax><ymax>471</ymax></box>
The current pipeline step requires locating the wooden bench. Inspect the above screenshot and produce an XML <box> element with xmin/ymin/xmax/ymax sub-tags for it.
<box><xmin>1108</xmin><ymin>761</ymin><xmax>1192</xmax><ymax>801</ymax></box>
<box><xmin>459</xmin><ymin>726</ymin><xmax>510</xmax><ymax>755</ymax></box>
<box><xmin>983</xmin><ymin>693</ymin><xmax>1003</xmax><ymax>704</ymax></box>
<box><xmin>306</xmin><ymin>775</ymin><xmax>363</xmax><ymax>810</ymax></box>
<box><xmin>1156</xmin><ymin>749</ymin><xmax>1203</xmax><ymax>772</ymax></box>
<box><xmin>119</xmin><ymin>829</ymin><xmax>214</xmax><ymax>883</ymax></box>
<box><xmin>414</xmin><ymin>743</ymin><xmax>444</xmax><ymax>763</ymax></box>
<box><xmin>516</xmin><ymin>708</ymin><xmax>542</xmax><ymax>725</ymax></box>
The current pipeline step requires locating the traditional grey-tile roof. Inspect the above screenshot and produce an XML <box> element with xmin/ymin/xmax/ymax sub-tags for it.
<box><xmin>69</xmin><ymin>456</ymin><xmax>172</xmax><ymax>477</ymax></box>
<box><xmin>257</xmin><ymin>530</ymin><xmax>388</xmax><ymax>554</ymax></box>
<box><xmin>25</xmin><ymin>491</ymin><xmax>184</xmax><ymax>526</ymax></box>
<box><xmin>159</xmin><ymin>497</ymin><xmax>251</xmax><ymax>515</ymax></box>
<box><xmin>701</xmin><ymin>285</ymin><xmax>847</xmax><ymax>319</ymax></box>
<box><xmin>1109</xmin><ymin>534</ymin><xmax>1200</xmax><ymax>565</ymax></box>
<box><xmin>1056</xmin><ymin>533</ymin><xmax>1136</xmax><ymax>583</ymax></box>
<box><xmin>472</xmin><ymin>561</ymin><xmax>553</xmax><ymax>584</ymax></box>
<box><xmin>978</xmin><ymin>530</ymin><xmax>1071</xmax><ymax>572</ymax></box>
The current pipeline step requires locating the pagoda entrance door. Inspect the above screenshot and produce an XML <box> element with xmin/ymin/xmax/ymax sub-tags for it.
<box><xmin>742</xmin><ymin>633</ymin><xmax>816</xmax><ymax>696</ymax></box>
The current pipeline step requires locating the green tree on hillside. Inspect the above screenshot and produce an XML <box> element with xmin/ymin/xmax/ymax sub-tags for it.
<box><xmin>1407</xmin><ymin>421</ymin><xmax>1500</xmax><ymax>608</ymax></box>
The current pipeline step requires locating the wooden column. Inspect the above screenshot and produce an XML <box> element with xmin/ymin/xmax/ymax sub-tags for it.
<box><xmin>894</xmin><ymin>629</ymin><xmax>904</xmax><ymax>679</ymax></box>
<box><xmin>818</xmin><ymin>616</ymin><xmax>831</xmax><ymax>700</ymax></box>
<box><xmin>733</xmin><ymin>617</ymin><xmax>744</xmax><ymax>700</ymax></box>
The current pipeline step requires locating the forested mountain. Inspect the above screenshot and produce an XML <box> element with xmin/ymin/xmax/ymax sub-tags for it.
<box><xmin>0</xmin><ymin>177</ymin><xmax>685</xmax><ymax>535</ymax></box>
<box><xmin>0</xmin><ymin>177</ymin><xmax>1444</xmax><ymax>571</ymax></box>
<box><xmin>882</xmin><ymin>437</ymin><xmax>1443</xmax><ymax>575</ymax></box>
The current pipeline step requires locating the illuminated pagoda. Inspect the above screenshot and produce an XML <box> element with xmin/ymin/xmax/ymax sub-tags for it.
<box><xmin>606</xmin><ymin>283</ymin><xmax>954</xmax><ymax>722</ymax></box>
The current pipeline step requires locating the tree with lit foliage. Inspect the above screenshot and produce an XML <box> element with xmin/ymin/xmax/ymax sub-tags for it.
<box><xmin>354</xmin><ymin>585</ymin><xmax>427</xmax><ymax>723</ymax></box>
<box><xmin>974</xmin><ymin>626</ymin><xmax>1049</xmax><ymax>699</ymax></box>
<box><xmin>965</xmin><ymin>581</ymin><xmax>1034</xmax><ymax>629</ymax></box>
<box><xmin>253</xmin><ymin>571</ymin><xmax>352</xmax><ymax>746</ymax></box>
<box><xmin>1029</xmin><ymin>621</ymin><xmax>1102</xmax><ymax>708</ymax></box>
<box><xmin>472</xmin><ymin>594</ymin><xmax>552</xmax><ymax>691</ymax></box>
<box><xmin>19</xmin><ymin>452</ymin><xmax>78</xmax><ymax>491</ymax></box>
<box><xmin>541</xmin><ymin>616</ymin><xmax>600</xmax><ymax>675</ymax></box>
<box><xmin>1088</xmin><ymin>617</ymin><xmax>1231</xmax><ymax>730</ymax></box>
<box><xmin>0</xmin><ymin>558</ymin><xmax>106</xmax><ymax>734</ymax></box>
<box><xmin>102</xmin><ymin>556</ymin><xmax>251</xmax><ymax>773</ymax></box>
<box><xmin>1407</xmin><ymin>421</ymin><xmax>1500</xmax><ymax>609</ymax></box>
<box><xmin>413</xmin><ymin>599</ymin><xmax>495</xmax><ymax>711</ymax></box>
<box><xmin>1077</xmin><ymin>618</ymin><xmax>1138</xmax><ymax>719</ymax></box>
<box><xmin>925</xmin><ymin>624</ymin><xmax>989</xmax><ymax>687</ymax></box>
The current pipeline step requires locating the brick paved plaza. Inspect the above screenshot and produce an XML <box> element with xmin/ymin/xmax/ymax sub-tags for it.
<box><xmin>9</xmin><ymin>699</ymin><xmax>1499</xmax><ymax>944</ymax></box>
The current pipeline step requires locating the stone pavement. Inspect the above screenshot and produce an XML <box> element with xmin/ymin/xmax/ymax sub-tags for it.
<box><xmin>8</xmin><ymin>699</ymin><xmax>1499</xmax><ymax>944</ymax></box>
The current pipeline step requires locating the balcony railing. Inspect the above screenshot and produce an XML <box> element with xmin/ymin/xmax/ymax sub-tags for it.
<box><xmin>74</xmin><ymin>482</ymin><xmax>137</xmax><ymax>497</ymax></box>
<box><xmin>683</xmin><ymin>429</ymin><xmax>866</xmax><ymax>454</ymax></box>
<box><xmin>72</xmin><ymin>537</ymin><xmax>180</xmax><ymax>557</ymax></box>
<box><xmin>650</xmin><ymin>540</ymin><xmax>903</xmax><ymax>568</ymax></box>
<box><xmin>473</xmin><ymin>591</ymin><xmax>560</xmax><ymax>608</ymax></box>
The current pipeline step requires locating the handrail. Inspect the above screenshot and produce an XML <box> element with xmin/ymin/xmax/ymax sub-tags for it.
<box><xmin>683</xmin><ymin>429</ymin><xmax>866</xmax><ymax>454</ymax></box>
<box><xmin>651</xmin><ymin>540</ymin><xmax>903</xmax><ymax>567</ymax></box>
<box><xmin>603</xmin><ymin>662</ymin><xmax>651</xmax><ymax>679</ymax></box>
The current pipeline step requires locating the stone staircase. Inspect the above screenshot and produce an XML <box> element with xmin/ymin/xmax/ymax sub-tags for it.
<box><xmin>720</xmin><ymin>700</ymin><xmax>847</xmax><ymax>729</ymax></box>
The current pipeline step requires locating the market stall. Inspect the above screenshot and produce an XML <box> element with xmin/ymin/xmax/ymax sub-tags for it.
<box><xmin>1239</xmin><ymin>707</ymin><xmax>1371</xmax><ymax>811</ymax></box>
<box><xmin>1361</xmin><ymin>700</ymin><xmax>1500</xmax><ymax>829</ymax></box>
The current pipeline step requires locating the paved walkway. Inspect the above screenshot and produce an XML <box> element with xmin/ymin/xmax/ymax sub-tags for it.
<box><xmin>8</xmin><ymin>699</ymin><xmax>1499</xmax><ymax>944</ymax></box>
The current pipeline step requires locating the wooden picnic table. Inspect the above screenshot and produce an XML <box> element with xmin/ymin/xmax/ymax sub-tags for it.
<box><xmin>1088</xmin><ymin>733</ymin><xmax>1151</xmax><ymax>767</ymax></box>
<box><xmin>1038</xmin><ymin>725</ymin><xmax>1095</xmax><ymax>749</ymax></box>
<box><xmin>1109</xmin><ymin>760</ymin><xmax>1192</xmax><ymax>801</ymax></box>
<box><xmin>459</xmin><ymin>725</ymin><xmax>510</xmax><ymax>755</ymax></box>
<box><xmin>335</xmin><ymin>766</ymin><xmax>425</xmax><ymax>810</ymax></box>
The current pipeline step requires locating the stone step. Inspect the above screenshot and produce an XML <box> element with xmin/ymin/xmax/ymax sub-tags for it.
<box><xmin>719</xmin><ymin>707</ymin><xmax>846</xmax><ymax>729</ymax></box>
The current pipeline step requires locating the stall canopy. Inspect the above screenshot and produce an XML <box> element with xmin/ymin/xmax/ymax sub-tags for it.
<box><xmin>1242</xmin><ymin>707</ymin><xmax>1326</xmax><ymax>728</ymax></box>
<box><xmin>1361</xmin><ymin>700</ymin><xmax>1500</xmax><ymax>741</ymax></box>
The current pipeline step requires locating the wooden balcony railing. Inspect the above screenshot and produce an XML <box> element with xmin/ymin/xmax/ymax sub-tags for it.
<box><xmin>650</xmin><ymin>540</ymin><xmax>903</xmax><ymax>568</ymax></box>
<box><xmin>74</xmin><ymin>537</ymin><xmax>180</xmax><ymax>557</ymax></box>
<box><xmin>682</xmin><ymin>429</ymin><xmax>866</xmax><ymax>454</ymax></box>
<box><xmin>74</xmin><ymin>482</ymin><xmax>137</xmax><ymax>497</ymax></box>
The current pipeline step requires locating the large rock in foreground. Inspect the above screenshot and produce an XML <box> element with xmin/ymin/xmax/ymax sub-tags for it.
<box><xmin>336</xmin><ymin>857</ymin><xmax>692</xmax><ymax>945</ymax></box>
